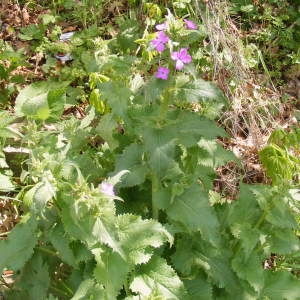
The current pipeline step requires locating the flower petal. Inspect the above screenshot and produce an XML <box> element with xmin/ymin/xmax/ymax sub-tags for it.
<box><xmin>156</xmin><ymin>43</ymin><xmax>165</xmax><ymax>52</ymax></box>
<box><xmin>175</xmin><ymin>60</ymin><xmax>184</xmax><ymax>70</ymax></box>
<box><xmin>158</xmin><ymin>31</ymin><xmax>169</xmax><ymax>43</ymax></box>
<box><xmin>171</xmin><ymin>51</ymin><xmax>179</xmax><ymax>60</ymax></box>
<box><xmin>155</xmin><ymin>66</ymin><xmax>170</xmax><ymax>80</ymax></box>
<box><xmin>184</xmin><ymin>19</ymin><xmax>198</xmax><ymax>30</ymax></box>
<box><xmin>156</xmin><ymin>22</ymin><xmax>167</xmax><ymax>31</ymax></box>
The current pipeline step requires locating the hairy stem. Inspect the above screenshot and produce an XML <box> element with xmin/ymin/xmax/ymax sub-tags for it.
<box><xmin>151</xmin><ymin>174</ymin><xmax>159</xmax><ymax>220</ymax></box>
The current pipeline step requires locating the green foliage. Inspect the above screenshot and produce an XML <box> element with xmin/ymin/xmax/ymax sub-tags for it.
<box><xmin>229</xmin><ymin>0</ymin><xmax>300</xmax><ymax>79</ymax></box>
<box><xmin>259</xmin><ymin>127</ymin><xmax>300</xmax><ymax>185</ymax></box>
<box><xmin>0</xmin><ymin>42</ymin><xmax>28</xmax><ymax>105</ymax></box>
<box><xmin>0</xmin><ymin>215</ymin><xmax>38</xmax><ymax>272</ymax></box>
<box><xmin>15</xmin><ymin>81</ymin><xmax>68</xmax><ymax>121</ymax></box>
<box><xmin>1</xmin><ymin>3</ymin><xmax>300</xmax><ymax>299</ymax></box>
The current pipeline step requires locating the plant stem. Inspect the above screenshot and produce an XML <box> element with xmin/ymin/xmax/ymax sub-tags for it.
<box><xmin>36</xmin><ymin>246</ymin><xmax>58</xmax><ymax>257</ymax></box>
<box><xmin>151</xmin><ymin>174</ymin><xmax>159</xmax><ymax>220</ymax></box>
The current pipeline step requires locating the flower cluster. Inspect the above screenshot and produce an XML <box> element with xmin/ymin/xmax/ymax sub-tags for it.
<box><xmin>149</xmin><ymin>18</ymin><xmax>198</xmax><ymax>80</ymax></box>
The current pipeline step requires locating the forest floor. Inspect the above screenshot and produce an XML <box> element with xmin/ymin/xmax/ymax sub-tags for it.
<box><xmin>1</xmin><ymin>0</ymin><xmax>300</xmax><ymax>297</ymax></box>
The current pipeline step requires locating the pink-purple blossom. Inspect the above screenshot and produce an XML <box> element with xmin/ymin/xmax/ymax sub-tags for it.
<box><xmin>150</xmin><ymin>31</ymin><xmax>169</xmax><ymax>53</ymax></box>
<box><xmin>171</xmin><ymin>48</ymin><xmax>192</xmax><ymax>70</ymax></box>
<box><xmin>184</xmin><ymin>19</ymin><xmax>198</xmax><ymax>30</ymax></box>
<box><xmin>155</xmin><ymin>22</ymin><xmax>167</xmax><ymax>31</ymax></box>
<box><xmin>100</xmin><ymin>182</ymin><xmax>115</xmax><ymax>197</ymax></box>
<box><xmin>155</xmin><ymin>66</ymin><xmax>170</xmax><ymax>80</ymax></box>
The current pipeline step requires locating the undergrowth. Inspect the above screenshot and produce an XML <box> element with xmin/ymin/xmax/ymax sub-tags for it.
<box><xmin>0</xmin><ymin>1</ymin><xmax>300</xmax><ymax>299</ymax></box>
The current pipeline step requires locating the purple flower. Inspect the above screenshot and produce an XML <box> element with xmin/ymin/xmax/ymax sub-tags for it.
<box><xmin>155</xmin><ymin>22</ymin><xmax>167</xmax><ymax>31</ymax></box>
<box><xmin>100</xmin><ymin>182</ymin><xmax>115</xmax><ymax>197</ymax></box>
<box><xmin>150</xmin><ymin>31</ymin><xmax>169</xmax><ymax>53</ymax></box>
<box><xmin>184</xmin><ymin>19</ymin><xmax>198</xmax><ymax>30</ymax></box>
<box><xmin>155</xmin><ymin>66</ymin><xmax>170</xmax><ymax>80</ymax></box>
<box><xmin>171</xmin><ymin>48</ymin><xmax>192</xmax><ymax>70</ymax></box>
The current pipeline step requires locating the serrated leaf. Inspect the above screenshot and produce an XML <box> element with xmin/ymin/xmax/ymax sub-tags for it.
<box><xmin>267</xmin><ymin>229</ymin><xmax>300</xmax><ymax>254</ymax></box>
<box><xmin>130</xmin><ymin>73</ymin><xmax>144</xmax><ymax>93</ymax></box>
<box><xmin>61</xmin><ymin>200</ymin><xmax>98</xmax><ymax>245</ymax></box>
<box><xmin>230</xmin><ymin>223</ymin><xmax>261</xmax><ymax>259</ymax></box>
<box><xmin>12</xmin><ymin>253</ymin><xmax>50</xmax><ymax>299</ymax></box>
<box><xmin>171</xmin><ymin>235</ymin><xmax>239</xmax><ymax>293</ymax></box>
<box><xmin>167</xmin><ymin>184</ymin><xmax>219</xmax><ymax>245</ymax></box>
<box><xmin>92</xmin><ymin>218</ymin><xmax>125</xmax><ymax>259</ymax></box>
<box><xmin>197</xmin><ymin>138</ymin><xmax>238</xmax><ymax>168</ymax></box>
<box><xmin>71</xmin><ymin>279</ymin><xmax>105</xmax><ymax>300</ymax></box>
<box><xmin>130</xmin><ymin>256</ymin><xmax>188</xmax><ymax>299</ymax></box>
<box><xmin>175</xmin><ymin>78</ymin><xmax>225</xmax><ymax>103</ymax></box>
<box><xmin>262</xmin><ymin>271</ymin><xmax>300</xmax><ymax>300</ymax></box>
<box><xmin>0</xmin><ymin>214</ymin><xmax>38</xmax><ymax>272</ymax></box>
<box><xmin>232</xmin><ymin>251</ymin><xmax>264</xmax><ymax>293</ymax></box>
<box><xmin>116</xmin><ymin>214</ymin><xmax>173</xmax><ymax>264</ymax></box>
<box><xmin>93</xmin><ymin>248</ymin><xmax>129</xmax><ymax>299</ymax></box>
<box><xmin>143</xmin><ymin>76</ymin><xmax>173</xmax><ymax>104</ymax></box>
<box><xmin>251</xmin><ymin>185</ymin><xmax>298</xmax><ymax>229</ymax></box>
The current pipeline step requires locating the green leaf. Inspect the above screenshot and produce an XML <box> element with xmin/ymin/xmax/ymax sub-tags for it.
<box><xmin>142</xmin><ymin>76</ymin><xmax>173</xmax><ymax>104</ymax></box>
<box><xmin>78</xmin><ymin>107</ymin><xmax>95</xmax><ymax>130</ymax></box>
<box><xmin>61</xmin><ymin>200</ymin><xmax>98</xmax><ymax>245</ymax></box>
<box><xmin>92</xmin><ymin>217</ymin><xmax>125</xmax><ymax>259</ymax></box>
<box><xmin>0</xmin><ymin>111</ymin><xmax>20</xmax><ymax>139</ymax></box>
<box><xmin>12</xmin><ymin>253</ymin><xmax>50</xmax><ymax>300</ymax></box>
<box><xmin>251</xmin><ymin>185</ymin><xmax>298</xmax><ymax>229</ymax></box>
<box><xmin>48</xmin><ymin>222</ymin><xmax>77</xmax><ymax>267</ymax></box>
<box><xmin>228</xmin><ymin>184</ymin><xmax>261</xmax><ymax>227</ymax></box>
<box><xmin>130</xmin><ymin>256</ymin><xmax>188</xmax><ymax>300</ymax></box>
<box><xmin>24</xmin><ymin>179</ymin><xmax>56</xmax><ymax>213</ymax></box>
<box><xmin>171</xmin><ymin>235</ymin><xmax>239</xmax><ymax>293</ymax></box>
<box><xmin>262</xmin><ymin>271</ymin><xmax>300</xmax><ymax>300</ymax></box>
<box><xmin>172</xmin><ymin>110</ymin><xmax>225</xmax><ymax>147</ymax></box>
<box><xmin>93</xmin><ymin>248</ymin><xmax>129</xmax><ymax>299</ymax></box>
<box><xmin>184</xmin><ymin>277</ymin><xmax>213</xmax><ymax>300</ymax></box>
<box><xmin>175</xmin><ymin>78</ymin><xmax>225</xmax><ymax>103</ymax></box>
<box><xmin>47</xmin><ymin>88</ymin><xmax>66</xmax><ymax>120</ymax></box>
<box><xmin>0</xmin><ymin>214</ymin><xmax>38</xmax><ymax>272</ymax></box>
<box><xmin>197</xmin><ymin>138</ymin><xmax>238</xmax><ymax>168</ymax></box>
<box><xmin>116</xmin><ymin>214</ymin><xmax>173</xmax><ymax>264</ymax></box>
<box><xmin>96</xmin><ymin>113</ymin><xmax>119</xmax><ymax>150</ymax></box>
<box><xmin>15</xmin><ymin>81</ymin><xmax>68</xmax><ymax>120</ymax></box>
<box><xmin>259</xmin><ymin>144</ymin><xmax>295</xmax><ymax>184</ymax></box>
<box><xmin>143</xmin><ymin>127</ymin><xmax>181</xmax><ymax>180</ymax></box>
<box><xmin>230</xmin><ymin>223</ymin><xmax>261</xmax><ymax>259</ymax></box>
<box><xmin>20</xmin><ymin>92</ymin><xmax>50</xmax><ymax>120</ymax></box>
<box><xmin>267</xmin><ymin>229</ymin><xmax>300</xmax><ymax>254</ymax></box>
<box><xmin>167</xmin><ymin>184</ymin><xmax>219</xmax><ymax>245</ymax></box>
<box><xmin>231</xmin><ymin>251</ymin><xmax>264</xmax><ymax>293</ymax></box>
<box><xmin>113</xmin><ymin>143</ymin><xmax>148</xmax><ymax>187</ymax></box>
<box><xmin>71</xmin><ymin>279</ymin><xmax>105</xmax><ymax>300</ymax></box>
<box><xmin>98</xmin><ymin>82</ymin><xmax>131</xmax><ymax>118</ymax></box>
